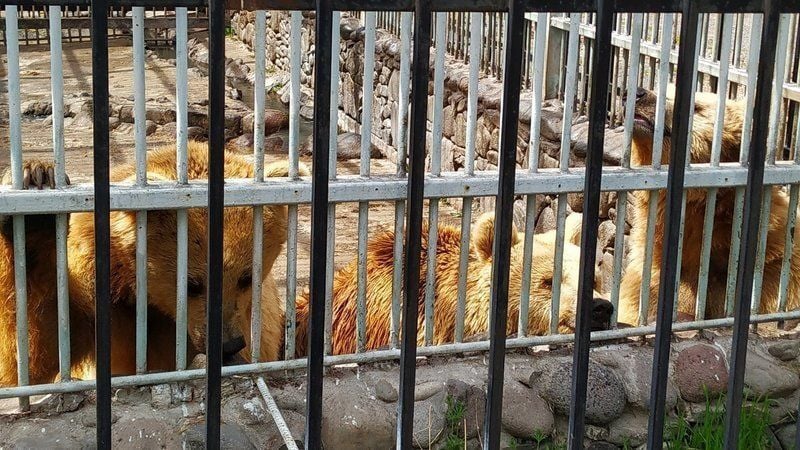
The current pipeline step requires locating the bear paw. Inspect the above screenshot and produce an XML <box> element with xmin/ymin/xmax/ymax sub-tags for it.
<box><xmin>2</xmin><ymin>160</ymin><xmax>70</xmax><ymax>190</ymax></box>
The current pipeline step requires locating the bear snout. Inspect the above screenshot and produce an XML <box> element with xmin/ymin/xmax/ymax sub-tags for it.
<box><xmin>222</xmin><ymin>335</ymin><xmax>247</xmax><ymax>365</ymax></box>
<box><xmin>590</xmin><ymin>297</ymin><xmax>614</xmax><ymax>332</ymax></box>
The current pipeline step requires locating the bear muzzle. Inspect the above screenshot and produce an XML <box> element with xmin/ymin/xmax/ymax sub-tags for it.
<box><xmin>590</xmin><ymin>297</ymin><xmax>614</xmax><ymax>332</ymax></box>
<box><xmin>222</xmin><ymin>335</ymin><xmax>247</xmax><ymax>365</ymax></box>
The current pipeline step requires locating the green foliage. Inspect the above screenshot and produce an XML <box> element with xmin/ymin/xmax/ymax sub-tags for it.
<box><xmin>664</xmin><ymin>391</ymin><xmax>773</xmax><ymax>450</ymax></box>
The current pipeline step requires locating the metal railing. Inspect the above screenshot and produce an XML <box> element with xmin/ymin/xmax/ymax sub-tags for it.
<box><xmin>0</xmin><ymin>5</ymin><xmax>209</xmax><ymax>45</ymax></box>
<box><xmin>1</xmin><ymin>0</ymin><xmax>800</xmax><ymax>449</ymax></box>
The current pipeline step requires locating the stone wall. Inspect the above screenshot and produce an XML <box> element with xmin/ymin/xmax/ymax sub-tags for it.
<box><xmin>3</xmin><ymin>333</ymin><xmax>799</xmax><ymax>449</ymax></box>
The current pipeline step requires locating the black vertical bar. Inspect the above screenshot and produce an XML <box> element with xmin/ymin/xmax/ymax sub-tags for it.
<box><xmin>723</xmin><ymin>0</ymin><xmax>780</xmax><ymax>447</ymax></box>
<box><xmin>396</xmin><ymin>1</ymin><xmax>431</xmax><ymax>448</ymax></box>
<box><xmin>482</xmin><ymin>0</ymin><xmax>525</xmax><ymax>448</ymax></box>
<box><xmin>646</xmin><ymin>0</ymin><xmax>699</xmax><ymax>447</ymax></box>
<box><xmin>305</xmin><ymin>0</ymin><xmax>332</xmax><ymax>448</ymax></box>
<box><xmin>91</xmin><ymin>0</ymin><xmax>111</xmax><ymax>447</ymax></box>
<box><xmin>205</xmin><ymin>0</ymin><xmax>225</xmax><ymax>447</ymax></box>
<box><xmin>566</xmin><ymin>1</ymin><xmax>612</xmax><ymax>448</ymax></box>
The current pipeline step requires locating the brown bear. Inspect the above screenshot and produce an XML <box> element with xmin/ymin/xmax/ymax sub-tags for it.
<box><xmin>617</xmin><ymin>86</ymin><xmax>800</xmax><ymax>325</ymax></box>
<box><xmin>0</xmin><ymin>141</ymin><xmax>304</xmax><ymax>387</ymax></box>
<box><xmin>293</xmin><ymin>211</ymin><xmax>613</xmax><ymax>357</ymax></box>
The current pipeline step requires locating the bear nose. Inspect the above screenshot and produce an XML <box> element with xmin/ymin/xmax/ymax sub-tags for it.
<box><xmin>590</xmin><ymin>297</ymin><xmax>614</xmax><ymax>331</ymax></box>
<box><xmin>222</xmin><ymin>336</ymin><xmax>246</xmax><ymax>362</ymax></box>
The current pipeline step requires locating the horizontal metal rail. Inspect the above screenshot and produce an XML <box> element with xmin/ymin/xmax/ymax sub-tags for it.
<box><xmin>3</xmin><ymin>309</ymin><xmax>799</xmax><ymax>400</ymax></box>
<box><xmin>2</xmin><ymin>0</ymin><xmax>800</xmax><ymax>14</ymax></box>
<box><xmin>2</xmin><ymin>163</ymin><xmax>799</xmax><ymax>214</ymax></box>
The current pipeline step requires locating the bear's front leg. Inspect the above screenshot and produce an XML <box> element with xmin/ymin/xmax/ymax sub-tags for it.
<box><xmin>0</xmin><ymin>160</ymin><xmax>71</xmax><ymax>386</ymax></box>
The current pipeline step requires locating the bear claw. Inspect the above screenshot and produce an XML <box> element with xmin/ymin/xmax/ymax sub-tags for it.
<box><xmin>15</xmin><ymin>161</ymin><xmax>70</xmax><ymax>190</ymax></box>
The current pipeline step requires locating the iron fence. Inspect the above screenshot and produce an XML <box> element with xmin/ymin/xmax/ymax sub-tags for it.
<box><xmin>0</xmin><ymin>5</ymin><xmax>209</xmax><ymax>45</ymax></box>
<box><xmin>1</xmin><ymin>0</ymin><xmax>800</xmax><ymax>449</ymax></box>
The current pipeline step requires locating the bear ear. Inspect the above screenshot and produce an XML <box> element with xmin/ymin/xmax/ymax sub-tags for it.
<box><xmin>564</xmin><ymin>212</ymin><xmax>582</xmax><ymax>246</ymax></box>
<box><xmin>263</xmin><ymin>161</ymin><xmax>311</xmax><ymax>178</ymax></box>
<box><xmin>471</xmin><ymin>211</ymin><xmax>521</xmax><ymax>262</ymax></box>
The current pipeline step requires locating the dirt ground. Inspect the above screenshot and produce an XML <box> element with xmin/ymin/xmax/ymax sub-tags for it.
<box><xmin>0</xmin><ymin>37</ymin><xmax>463</xmax><ymax>304</ymax></box>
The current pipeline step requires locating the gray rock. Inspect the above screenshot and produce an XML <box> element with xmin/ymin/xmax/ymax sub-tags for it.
<box><xmin>228</xmin><ymin>133</ymin><xmax>255</xmax><ymax>153</ymax></box>
<box><xmin>502</xmin><ymin>380</ymin><xmax>554</xmax><ymax>439</ymax></box>
<box><xmin>81</xmin><ymin>409</ymin><xmax>121</xmax><ymax>428</ymax></box>
<box><xmin>774</xmin><ymin>423</ymin><xmax>796</xmax><ymax>450</ymax></box>
<box><xmin>585</xmin><ymin>424</ymin><xmax>609</xmax><ymax>441</ymax></box>
<box><xmin>674</xmin><ymin>343</ymin><xmax>728</xmax><ymax>402</ymax></box>
<box><xmin>187</xmin><ymin>126</ymin><xmax>207</xmax><ymax>141</ymax></box>
<box><xmin>592</xmin><ymin>347</ymin><xmax>677</xmax><ymax>412</ymax></box>
<box><xmin>445</xmin><ymin>379</ymin><xmax>485</xmax><ymax>439</ymax></box>
<box><xmin>182</xmin><ymin>423</ymin><xmax>255</xmax><ymax>450</ymax></box>
<box><xmin>568</xmin><ymin>192</ymin><xmax>584</xmax><ymax>213</ymax></box>
<box><xmin>413</xmin><ymin>390</ymin><xmax>448</xmax><ymax>448</ymax></box>
<box><xmin>607</xmin><ymin>409</ymin><xmax>649</xmax><ymax>447</ymax></box>
<box><xmin>321</xmin><ymin>383</ymin><xmax>395</xmax><ymax>450</ymax></box>
<box><xmin>10</xmin><ymin>436</ymin><xmax>83</xmax><ymax>449</ymax></box>
<box><xmin>23</xmin><ymin>100</ymin><xmax>53</xmax><ymax>117</ymax></box>
<box><xmin>114</xmin><ymin>387</ymin><xmax>151</xmax><ymax>405</ymax></box>
<box><xmin>596</xmin><ymin>220</ymin><xmax>617</xmax><ymax>251</ymax></box>
<box><xmin>375</xmin><ymin>379</ymin><xmax>398</xmax><ymax>403</ymax></box>
<box><xmin>587</xmin><ymin>442</ymin><xmax>619</xmax><ymax>450</ymax></box>
<box><xmin>31</xmin><ymin>393</ymin><xmax>84</xmax><ymax>414</ymax></box>
<box><xmin>538</xmin><ymin>361</ymin><xmax>627</xmax><ymax>425</ymax></box>
<box><xmin>415</xmin><ymin>380</ymin><xmax>444</xmax><ymax>401</ymax></box>
<box><xmin>766</xmin><ymin>388</ymin><xmax>800</xmax><ymax>423</ymax></box>
<box><xmin>744</xmin><ymin>350</ymin><xmax>800</xmax><ymax>398</ymax></box>
<box><xmin>769</xmin><ymin>341</ymin><xmax>800</xmax><ymax>362</ymax></box>
<box><xmin>150</xmin><ymin>384</ymin><xmax>172</xmax><ymax>408</ymax></box>
<box><xmin>595</xmin><ymin>252</ymin><xmax>615</xmax><ymax>295</ymax></box>
<box><xmin>221</xmin><ymin>396</ymin><xmax>268</xmax><ymax>426</ymax></box>
<box><xmin>535</xmin><ymin>206</ymin><xmax>557</xmax><ymax>233</ymax></box>
<box><xmin>145</xmin><ymin>120</ymin><xmax>158</xmax><ymax>136</ymax></box>
<box><xmin>114</xmin><ymin>418</ymin><xmax>180</xmax><ymax>449</ymax></box>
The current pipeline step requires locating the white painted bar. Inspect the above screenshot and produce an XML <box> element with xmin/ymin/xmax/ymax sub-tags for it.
<box><xmin>6</xmin><ymin>7</ymin><xmax>30</xmax><ymax>411</ymax></box>
<box><xmin>551</xmin><ymin>12</ymin><xmax>580</xmax><ymax>335</ymax></box>
<box><xmin>5</xmin><ymin>163</ymin><xmax>800</xmax><ymax>214</ymax></box>
<box><xmin>455</xmin><ymin>11</ymin><xmax>482</xmax><ymax>343</ymax></box>
<box><xmin>724</xmin><ymin>20</ymin><xmax>762</xmax><ymax>315</ymax></box>
<box><xmin>49</xmin><ymin>5</ymin><xmax>71</xmax><ymax>381</ymax></box>
<box><xmin>778</xmin><ymin>112</ymin><xmax>800</xmax><ymax>314</ymax></box>
<box><xmin>391</xmin><ymin>12</ymin><xmax>413</xmax><ymax>348</ymax></box>
<box><xmin>250</xmin><ymin>10</ymin><xmax>268</xmax><ymax>362</ymax></box>
<box><xmin>638</xmin><ymin>12</ymin><xmax>673</xmax><ymax>325</ymax></box>
<box><xmin>518</xmin><ymin>12</ymin><xmax>548</xmax><ymax>336</ymax></box>
<box><xmin>356</xmin><ymin>11</ymin><xmax>377</xmax><ymax>352</ymax></box>
<box><xmin>174</xmin><ymin>6</ymin><xmax>190</xmax><ymax>371</ymax></box>
<box><xmin>324</xmin><ymin>12</ymin><xmax>342</xmax><ymax>355</ymax></box>
<box><xmin>695</xmin><ymin>13</ymin><xmax>733</xmax><ymax>320</ymax></box>
<box><xmin>423</xmin><ymin>12</ymin><xmax>447</xmax><ymax>346</ymax></box>
<box><xmin>132</xmin><ymin>6</ymin><xmax>149</xmax><ymax>375</ymax></box>
<box><xmin>256</xmin><ymin>377</ymin><xmax>300</xmax><ymax>450</ymax></box>
<box><xmin>751</xmin><ymin>13</ymin><xmax>790</xmax><ymax>315</ymax></box>
<box><xmin>610</xmin><ymin>13</ymin><xmax>643</xmax><ymax>323</ymax></box>
<box><xmin>284</xmin><ymin>10</ymin><xmax>303</xmax><ymax>359</ymax></box>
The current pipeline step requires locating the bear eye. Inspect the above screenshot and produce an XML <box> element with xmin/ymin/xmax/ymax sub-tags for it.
<box><xmin>541</xmin><ymin>278</ymin><xmax>553</xmax><ymax>290</ymax></box>
<box><xmin>187</xmin><ymin>279</ymin><xmax>205</xmax><ymax>297</ymax></box>
<box><xmin>238</xmin><ymin>272</ymin><xmax>253</xmax><ymax>290</ymax></box>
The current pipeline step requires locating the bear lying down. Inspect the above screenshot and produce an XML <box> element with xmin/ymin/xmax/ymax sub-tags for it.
<box><xmin>0</xmin><ymin>141</ymin><xmax>305</xmax><ymax>386</ymax></box>
<box><xmin>293</xmin><ymin>211</ymin><xmax>613</xmax><ymax>357</ymax></box>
